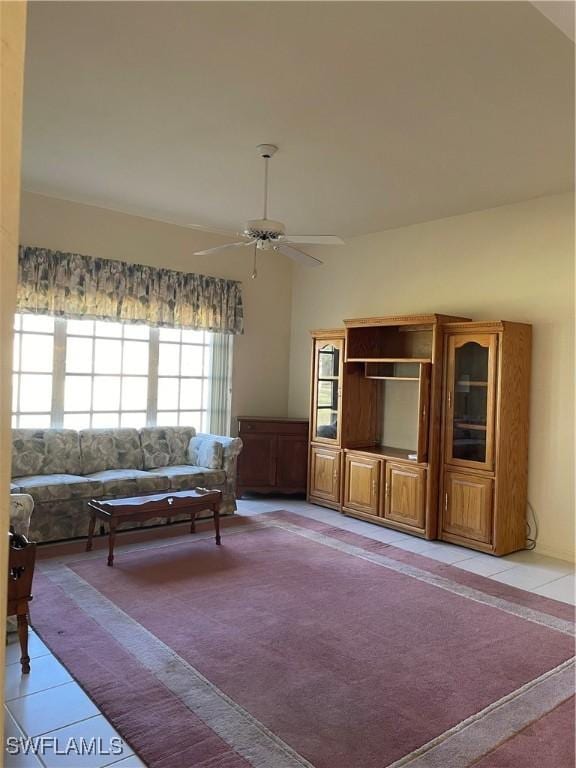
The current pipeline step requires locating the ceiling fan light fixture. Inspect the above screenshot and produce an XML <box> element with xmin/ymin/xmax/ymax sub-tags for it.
<box><xmin>243</xmin><ymin>218</ymin><xmax>286</xmax><ymax>239</ymax></box>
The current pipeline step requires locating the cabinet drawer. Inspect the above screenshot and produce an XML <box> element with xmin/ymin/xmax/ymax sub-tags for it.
<box><xmin>238</xmin><ymin>419</ymin><xmax>309</xmax><ymax>436</ymax></box>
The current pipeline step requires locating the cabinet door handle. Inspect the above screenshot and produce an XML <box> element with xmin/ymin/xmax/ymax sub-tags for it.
<box><xmin>421</xmin><ymin>404</ymin><xmax>427</xmax><ymax>422</ymax></box>
<box><xmin>444</xmin><ymin>492</ymin><xmax>449</xmax><ymax>512</ymax></box>
<box><xmin>447</xmin><ymin>391</ymin><xmax>452</xmax><ymax>409</ymax></box>
<box><xmin>385</xmin><ymin>482</ymin><xmax>390</xmax><ymax>497</ymax></box>
<box><xmin>372</xmin><ymin>479</ymin><xmax>377</xmax><ymax>497</ymax></box>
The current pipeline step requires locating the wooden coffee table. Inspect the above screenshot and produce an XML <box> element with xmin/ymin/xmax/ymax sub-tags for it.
<box><xmin>87</xmin><ymin>488</ymin><xmax>222</xmax><ymax>566</ymax></box>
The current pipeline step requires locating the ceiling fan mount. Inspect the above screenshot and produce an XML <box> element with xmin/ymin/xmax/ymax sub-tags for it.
<box><xmin>256</xmin><ymin>144</ymin><xmax>278</xmax><ymax>159</ymax></box>
<box><xmin>194</xmin><ymin>144</ymin><xmax>345</xmax><ymax>271</ymax></box>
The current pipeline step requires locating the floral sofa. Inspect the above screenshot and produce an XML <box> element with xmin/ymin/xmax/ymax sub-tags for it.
<box><xmin>10</xmin><ymin>427</ymin><xmax>242</xmax><ymax>543</ymax></box>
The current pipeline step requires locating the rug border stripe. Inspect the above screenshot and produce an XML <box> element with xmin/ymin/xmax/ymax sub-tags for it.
<box><xmin>384</xmin><ymin>658</ymin><xmax>575</xmax><ymax>768</ymax></box>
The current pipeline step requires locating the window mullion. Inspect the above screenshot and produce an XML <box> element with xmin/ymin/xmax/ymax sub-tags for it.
<box><xmin>15</xmin><ymin>324</ymin><xmax>22</xmax><ymax>427</ymax></box>
<box><xmin>51</xmin><ymin>318</ymin><xmax>66</xmax><ymax>428</ymax></box>
<box><xmin>147</xmin><ymin>327</ymin><xmax>159</xmax><ymax>426</ymax></box>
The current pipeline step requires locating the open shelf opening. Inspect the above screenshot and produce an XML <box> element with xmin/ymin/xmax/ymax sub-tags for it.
<box><xmin>346</xmin><ymin>325</ymin><xmax>433</xmax><ymax>361</ymax></box>
<box><xmin>377</xmin><ymin>379</ymin><xmax>420</xmax><ymax>457</ymax></box>
<box><xmin>365</xmin><ymin>361</ymin><xmax>421</xmax><ymax>380</ymax></box>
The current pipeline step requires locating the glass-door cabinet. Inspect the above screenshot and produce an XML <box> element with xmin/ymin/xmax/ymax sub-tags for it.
<box><xmin>311</xmin><ymin>338</ymin><xmax>343</xmax><ymax>445</ymax></box>
<box><xmin>444</xmin><ymin>333</ymin><xmax>497</xmax><ymax>471</ymax></box>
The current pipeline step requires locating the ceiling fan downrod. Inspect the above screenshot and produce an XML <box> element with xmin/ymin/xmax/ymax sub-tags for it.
<box><xmin>257</xmin><ymin>144</ymin><xmax>278</xmax><ymax>224</ymax></box>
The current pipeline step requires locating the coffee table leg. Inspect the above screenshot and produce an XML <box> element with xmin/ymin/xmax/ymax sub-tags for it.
<box><xmin>108</xmin><ymin>520</ymin><xmax>117</xmax><ymax>567</ymax></box>
<box><xmin>190</xmin><ymin>512</ymin><xmax>196</xmax><ymax>535</ymax></box>
<box><xmin>214</xmin><ymin>505</ymin><xmax>221</xmax><ymax>545</ymax></box>
<box><xmin>86</xmin><ymin>513</ymin><xmax>96</xmax><ymax>552</ymax></box>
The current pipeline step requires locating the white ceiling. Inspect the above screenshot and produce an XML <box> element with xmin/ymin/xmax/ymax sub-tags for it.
<box><xmin>22</xmin><ymin>1</ymin><xmax>574</xmax><ymax>238</ymax></box>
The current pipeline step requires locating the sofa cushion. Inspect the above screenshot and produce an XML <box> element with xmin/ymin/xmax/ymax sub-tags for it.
<box><xmin>188</xmin><ymin>436</ymin><xmax>223</xmax><ymax>470</ymax></box>
<box><xmin>140</xmin><ymin>427</ymin><xmax>196</xmax><ymax>469</ymax></box>
<box><xmin>14</xmin><ymin>474</ymin><xmax>103</xmax><ymax>503</ymax></box>
<box><xmin>80</xmin><ymin>429</ymin><xmax>143</xmax><ymax>475</ymax></box>
<box><xmin>10</xmin><ymin>482</ymin><xmax>21</xmax><ymax>493</ymax></box>
<box><xmin>12</xmin><ymin>429</ymin><xmax>82</xmax><ymax>477</ymax></box>
<box><xmin>149</xmin><ymin>465</ymin><xmax>226</xmax><ymax>491</ymax></box>
<box><xmin>86</xmin><ymin>469</ymin><xmax>170</xmax><ymax>496</ymax></box>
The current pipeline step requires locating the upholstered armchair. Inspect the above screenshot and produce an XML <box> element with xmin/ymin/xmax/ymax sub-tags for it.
<box><xmin>9</xmin><ymin>493</ymin><xmax>34</xmax><ymax>538</ymax></box>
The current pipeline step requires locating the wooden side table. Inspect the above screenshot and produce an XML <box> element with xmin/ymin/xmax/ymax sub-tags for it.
<box><xmin>87</xmin><ymin>489</ymin><xmax>222</xmax><ymax>566</ymax></box>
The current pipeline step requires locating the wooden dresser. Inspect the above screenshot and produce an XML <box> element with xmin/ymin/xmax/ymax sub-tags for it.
<box><xmin>237</xmin><ymin>417</ymin><xmax>309</xmax><ymax>497</ymax></box>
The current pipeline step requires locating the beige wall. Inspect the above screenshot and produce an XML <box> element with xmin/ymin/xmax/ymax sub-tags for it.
<box><xmin>288</xmin><ymin>193</ymin><xmax>575</xmax><ymax>562</ymax></box>
<box><xmin>20</xmin><ymin>192</ymin><xmax>294</xmax><ymax>429</ymax></box>
<box><xmin>1</xmin><ymin>0</ymin><xmax>27</xmax><ymax>737</ymax></box>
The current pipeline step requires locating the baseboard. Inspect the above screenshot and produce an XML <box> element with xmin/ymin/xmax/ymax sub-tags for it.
<box><xmin>534</xmin><ymin>542</ymin><xmax>576</xmax><ymax>564</ymax></box>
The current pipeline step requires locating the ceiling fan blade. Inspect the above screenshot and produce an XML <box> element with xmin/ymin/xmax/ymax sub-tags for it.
<box><xmin>283</xmin><ymin>235</ymin><xmax>345</xmax><ymax>246</ymax></box>
<box><xmin>187</xmin><ymin>223</ymin><xmax>240</xmax><ymax>238</ymax></box>
<box><xmin>194</xmin><ymin>240</ymin><xmax>255</xmax><ymax>257</ymax></box>
<box><xmin>275</xmin><ymin>244</ymin><xmax>324</xmax><ymax>267</ymax></box>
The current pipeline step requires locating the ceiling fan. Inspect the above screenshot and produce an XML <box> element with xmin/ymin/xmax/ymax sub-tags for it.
<box><xmin>194</xmin><ymin>144</ymin><xmax>344</xmax><ymax>276</ymax></box>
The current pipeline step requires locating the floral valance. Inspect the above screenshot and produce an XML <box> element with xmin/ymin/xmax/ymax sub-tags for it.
<box><xmin>17</xmin><ymin>246</ymin><xmax>244</xmax><ymax>334</ymax></box>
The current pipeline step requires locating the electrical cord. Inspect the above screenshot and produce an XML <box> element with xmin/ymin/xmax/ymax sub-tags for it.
<box><xmin>525</xmin><ymin>500</ymin><xmax>538</xmax><ymax>550</ymax></box>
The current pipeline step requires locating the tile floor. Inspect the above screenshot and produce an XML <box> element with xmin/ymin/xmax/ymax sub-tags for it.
<box><xmin>4</xmin><ymin>498</ymin><xmax>575</xmax><ymax>767</ymax></box>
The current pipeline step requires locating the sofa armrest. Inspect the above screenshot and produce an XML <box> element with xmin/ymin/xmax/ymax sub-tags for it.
<box><xmin>191</xmin><ymin>433</ymin><xmax>243</xmax><ymax>502</ymax></box>
<box><xmin>10</xmin><ymin>493</ymin><xmax>34</xmax><ymax>538</ymax></box>
<box><xmin>192</xmin><ymin>433</ymin><xmax>243</xmax><ymax>472</ymax></box>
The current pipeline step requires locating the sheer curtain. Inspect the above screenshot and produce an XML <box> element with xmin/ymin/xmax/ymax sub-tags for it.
<box><xmin>209</xmin><ymin>333</ymin><xmax>233</xmax><ymax>435</ymax></box>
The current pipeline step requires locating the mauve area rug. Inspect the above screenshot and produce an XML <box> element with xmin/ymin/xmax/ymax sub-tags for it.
<box><xmin>32</xmin><ymin>511</ymin><xmax>575</xmax><ymax>768</ymax></box>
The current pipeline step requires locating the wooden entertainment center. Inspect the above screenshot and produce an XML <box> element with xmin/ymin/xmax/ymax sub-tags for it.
<box><xmin>307</xmin><ymin>314</ymin><xmax>531</xmax><ymax>556</ymax></box>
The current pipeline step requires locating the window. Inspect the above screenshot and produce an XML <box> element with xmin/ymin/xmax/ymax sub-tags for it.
<box><xmin>157</xmin><ymin>328</ymin><xmax>211</xmax><ymax>430</ymax></box>
<box><xmin>12</xmin><ymin>315</ymin><xmax>55</xmax><ymax>428</ymax></box>
<box><xmin>12</xmin><ymin>315</ymin><xmax>220</xmax><ymax>432</ymax></box>
<box><xmin>63</xmin><ymin>320</ymin><xmax>151</xmax><ymax>429</ymax></box>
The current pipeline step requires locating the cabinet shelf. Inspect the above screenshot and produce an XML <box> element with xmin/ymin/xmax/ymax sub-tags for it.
<box><xmin>349</xmin><ymin>357</ymin><xmax>431</xmax><ymax>364</ymax></box>
<box><xmin>454</xmin><ymin>422</ymin><xmax>487</xmax><ymax>431</ymax></box>
<box><xmin>345</xmin><ymin>445</ymin><xmax>426</xmax><ymax>464</ymax></box>
<box><xmin>456</xmin><ymin>380</ymin><xmax>488</xmax><ymax>387</ymax></box>
<box><xmin>363</xmin><ymin>360</ymin><xmax>427</xmax><ymax>381</ymax></box>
